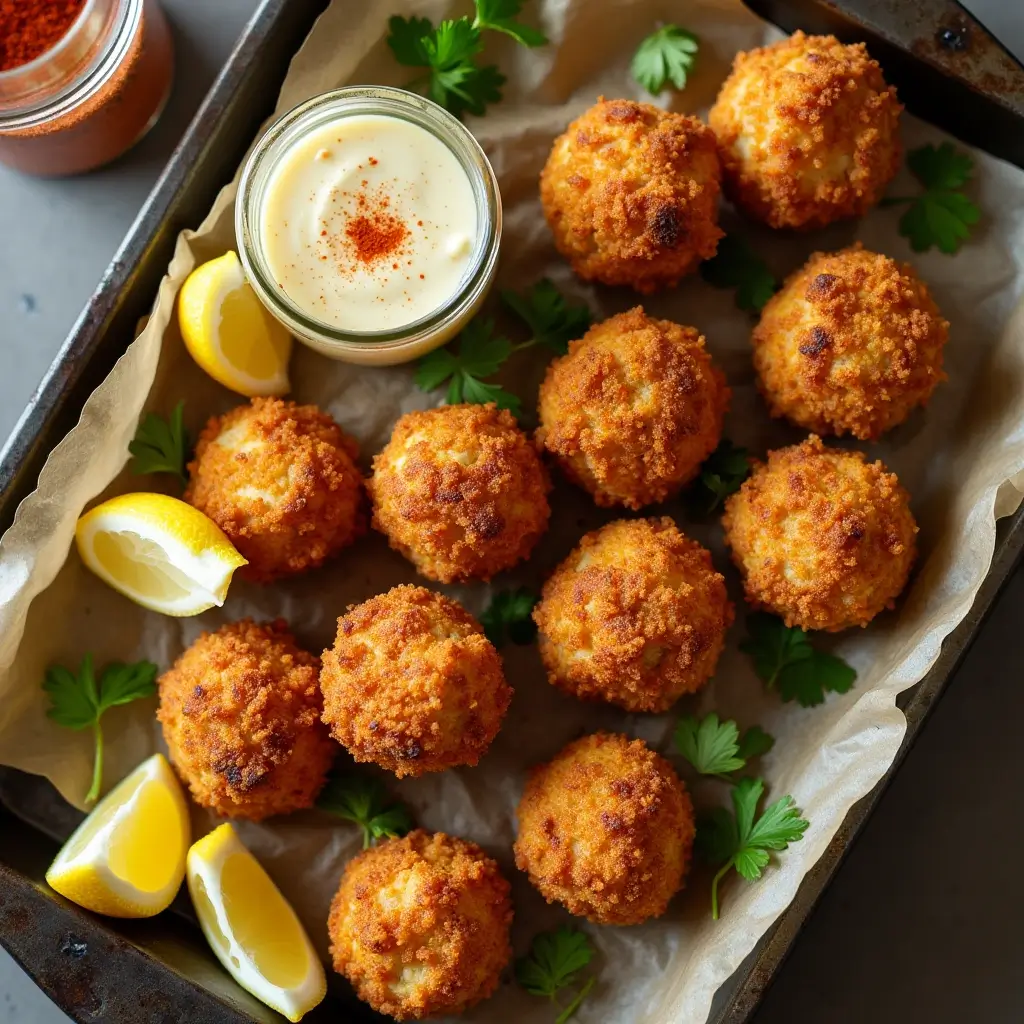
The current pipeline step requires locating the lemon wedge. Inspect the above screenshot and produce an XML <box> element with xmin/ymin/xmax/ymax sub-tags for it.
<box><xmin>179</xmin><ymin>250</ymin><xmax>292</xmax><ymax>396</ymax></box>
<box><xmin>46</xmin><ymin>753</ymin><xmax>189</xmax><ymax>918</ymax></box>
<box><xmin>187</xmin><ymin>824</ymin><xmax>326</xmax><ymax>1022</ymax></box>
<box><xmin>75</xmin><ymin>492</ymin><xmax>247</xmax><ymax>616</ymax></box>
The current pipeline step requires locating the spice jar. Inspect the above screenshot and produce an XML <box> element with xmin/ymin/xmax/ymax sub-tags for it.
<box><xmin>236</xmin><ymin>87</ymin><xmax>502</xmax><ymax>367</ymax></box>
<box><xmin>0</xmin><ymin>0</ymin><xmax>174</xmax><ymax>176</ymax></box>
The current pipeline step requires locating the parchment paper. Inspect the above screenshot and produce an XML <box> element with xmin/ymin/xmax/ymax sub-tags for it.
<box><xmin>3</xmin><ymin>1</ymin><xmax>1024</xmax><ymax>1021</ymax></box>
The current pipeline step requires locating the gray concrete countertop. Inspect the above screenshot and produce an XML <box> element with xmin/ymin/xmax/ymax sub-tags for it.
<box><xmin>1</xmin><ymin>2</ymin><xmax>1022</xmax><ymax>1022</ymax></box>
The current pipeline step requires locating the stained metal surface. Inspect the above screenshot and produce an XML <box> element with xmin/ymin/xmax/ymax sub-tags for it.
<box><xmin>2</xmin><ymin>0</ymin><xmax>1024</xmax><ymax>1021</ymax></box>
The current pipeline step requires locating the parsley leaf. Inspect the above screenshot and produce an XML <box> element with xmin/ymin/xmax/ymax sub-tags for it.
<box><xmin>501</xmin><ymin>279</ymin><xmax>592</xmax><ymax>355</ymax></box>
<box><xmin>474</xmin><ymin>0</ymin><xmax>548</xmax><ymax>47</ymax></box>
<box><xmin>883</xmin><ymin>142</ymin><xmax>980</xmax><ymax>254</ymax></box>
<box><xmin>632</xmin><ymin>25</ymin><xmax>699</xmax><ymax>94</ymax></box>
<box><xmin>697</xmin><ymin>776</ymin><xmax>809</xmax><ymax>918</ymax></box>
<box><xmin>700</xmin><ymin>234</ymin><xmax>777</xmax><ymax>313</ymax></box>
<box><xmin>386</xmin><ymin>1</ymin><xmax>544</xmax><ymax>117</ymax></box>
<box><xmin>481</xmin><ymin>587</ymin><xmax>539</xmax><ymax>646</ymax></box>
<box><xmin>516</xmin><ymin>926</ymin><xmax>596</xmax><ymax>1023</ymax></box>
<box><xmin>317</xmin><ymin>773</ymin><xmax>414</xmax><ymax>849</ymax></box>
<box><xmin>128</xmin><ymin>401</ymin><xmax>189</xmax><ymax>484</ymax></box>
<box><xmin>740</xmin><ymin>614</ymin><xmax>857</xmax><ymax>708</ymax></box>
<box><xmin>673</xmin><ymin>713</ymin><xmax>774</xmax><ymax>780</ymax></box>
<box><xmin>693</xmin><ymin>439</ymin><xmax>751</xmax><ymax>514</ymax></box>
<box><xmin>43</xmin><ymin>655</ymin><xmax>158</xmax><ymax>803</ymax></box>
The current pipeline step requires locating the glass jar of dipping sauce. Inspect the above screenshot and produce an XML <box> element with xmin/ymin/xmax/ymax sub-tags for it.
<box><xmin>0</xmin><ymin>0</ymin><xmax>174</xmax><ymax>176</ymax></box>
<box><xmin>236</xmin><ymin>86</ymin><xmax>502</xmax><ymax>366</ymax></box>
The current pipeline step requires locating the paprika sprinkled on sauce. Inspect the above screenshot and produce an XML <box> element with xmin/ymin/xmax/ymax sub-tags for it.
<box><xmin>259</xmin><ymin>113</ymin><xmax>478</xmax><ymax>332</ymax></box>
<box><xmin>0</xmin><ymin>0</ymin><xmax>86</xmax><ymax>72</ymax></box>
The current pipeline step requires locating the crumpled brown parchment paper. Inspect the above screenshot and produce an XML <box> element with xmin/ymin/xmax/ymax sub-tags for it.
<box><xmin>3</xmin><ymin>1</ymin><xmax>1024</xmax><ymax>1021</ymax></box>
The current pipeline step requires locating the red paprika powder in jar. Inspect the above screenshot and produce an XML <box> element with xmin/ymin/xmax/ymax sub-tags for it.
<box><xmin>0</xmin><ymin>0</ymin><xmax>174</xmax><ymax>176</ymax></box>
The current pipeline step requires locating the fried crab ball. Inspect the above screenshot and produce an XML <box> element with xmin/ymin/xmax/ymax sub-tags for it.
<box><xmin>540</xmin><ymin>98</ymin><xmax>722</xmax><ymax>292</ymax></box>
<box><xmin>328</xmin><ymin>830</ymin><xmax>513</xmax><ymax>1020</ymax></box>
<box><xmin>514</xmin><ymin>733</ymin><xmax>694</xmax><ymax>925</ymax></box>
<box><xmin>752</xmin><ymin>244</ymin><xmax>949</xmax><ymax>440</ymax></box>
<box><xmin>537</xmin><ymin>308</ymin><xmax>729</xmax><ymax>509</ymax></box>
<box><xmin>368</xmin><ymin>403</ymin><xmax>551</xmax><ymax>583</ymax></box>
<box><xmin>157</xmin><ymin>619</ymin><xmax>334</xmax><ymax>820</ymax></box>
<box><xmin>722</xmin><ymin>435</ymin><xmax>917</xmax><ymax>631</ymax></box>
<box><xmin>320</xmin><ymin>585</ymin><xmax>512</xmax><ymax>777</ymax></box>
<box><xmin>185</xmin><ymin>397</ymin><xmax>364</xmax><ymax>583</ymax></box>
<box><xmin>533</xmin><ymin>518</ymin><xmax>732</xmax><ymax>712</ymax></box>
<box><xmin>708</xmin><ymin>32</ymin><xmax>902</xmax><ymax>230</ymax></box>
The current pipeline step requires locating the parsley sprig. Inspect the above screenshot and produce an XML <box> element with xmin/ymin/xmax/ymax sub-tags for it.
<box><xmin>741</xmin><ymin>614</ymin><xmax>856</xmax><ymax>708</ymax></box>
<box><xmin>316</xmin><ymin>773</ymin><xmax>414</xmax><ymax>848</ymax></box>
<box><xmin>415</xmin><ymin>279</ymin><xmax>592</xmax><ymax>416</ymax></box>
<box><xmin>481</xmin><ymin>587</ymin><xmax>539</xmax><ymax>647</ymax></box>
<box><xmin>128</xmin><ymin>401</ymin><xmax>190</xmax><ymax>485</ymax></box>
<box><xmin>673</xmin><ymin>713</ymin><xmax>774</xmax><ymax>782</ymax></box>
<box><xmin>43</xmin><ymin>655</ymin><xmax>158</xmax><ymax>803</ymax></box>
<box><xmin>632</xmin><ymin>25</ymin><xmax>699</xmax><ymax>94</ymax></box>
<box><xmin>387</xmin><ymin>0</ymin><xmax>546</xmax><ymax>118</ymax></box>
<box><xmin>516</xmin><ymin>926</ymin><xmax>596</xmax><ymax>1023</ymax></box>
<box><xmin>700</xmin><ymin>235</ymin><xmax>778</xmax><ymax>313</ymax></box>
<box><xmin>882</xmin><ymin>142</ymin><xmax>980</xmax><ymax>253</ymax></box>
<box><xmin>693</xmin><ymin>439</ymin><xmax>751</xmax><ymax>514</ymax></box>
<box><xmin>696</xmin><ymin>777</ymin><xmax>809</xmax><ymax>919</ymax></box>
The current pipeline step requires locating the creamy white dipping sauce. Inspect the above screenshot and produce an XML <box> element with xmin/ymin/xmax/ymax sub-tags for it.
<box><xmin>259</xmin><ymin>113</ymin><xmax>478</xmax><ymax>332</ymax></box>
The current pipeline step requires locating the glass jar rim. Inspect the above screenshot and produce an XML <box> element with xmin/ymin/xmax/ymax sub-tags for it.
<box><xmin>235</xmin><ymin>85</ymin><xmax>502</xmax><ymax>351</ymax></box>
<box><xmin>0</xmin><ymin>0</ymin><xmax>138</xmax><ymax>129</ymax></box>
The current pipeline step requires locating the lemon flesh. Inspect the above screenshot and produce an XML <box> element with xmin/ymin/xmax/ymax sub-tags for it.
<box><xmin>75</xmin><ymin>492</ymin><xmax>247</xmax><ymax>616</ymax></box>
<box><xmin>179</xmin><ymin>250</ymin><xmax>292</xmax><ymax>397</ymax></box>
<box><xmin>46</xmin><ymin>754</ymin><xmax>189</xmax><ymax>918</ymax></box>
<box><xmin>187</xmin><ymin>824</ymin><xmax>326</xmax><ymax>1022</ymax></box>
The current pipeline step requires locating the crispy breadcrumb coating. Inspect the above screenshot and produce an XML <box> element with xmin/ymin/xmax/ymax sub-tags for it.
<box><xmin>185</xmin><ymin>397</ymin><xmax>364</xmax><ymax>583</ymax></box>
<box><xmin>708</xmin><ymin>32</ymin><xmax>902</xmax><ymax>230</ymax></box>
<box><xmin>540</xmin><ymin>98</ymin><xmax>722</xmax><ymax>292</ymax></box>
<box><xmin>320</xmin><ymin>585</ymin><xmax>512</xmax><ymax>777</ymax></box>
<box><xmin>368</xmin><ymin>404</ymin><xmax>551</xmax><ymax>583</ymax></box>
<box><xmin>537</xmin><ymin>308</ymin><xmax>729</xmax><ymax>509</ymax></box>
<box><xmin>157</xmin><ymin>619</ymin><xmax>334</xmax><ymax>820</ymax></box>
<box><xmin>722</xmin><ymin>435</ymin><xmax>917</xmax><ymax>631</ymax></box>
<box><xmin>753</xmin><ymin>244</ymin><xmax>949</xmax><ymax>439</ymax></box>
<box><xmin>533</xmin><ymin>518</ymin><xmax>732</xmax><ymax>712</ymax></box>
<box><xmin>328</xmin><ymin>831</ymin><xmax>513</xmax><ymax>1020</ymax></box>
<box><xmin>514</xmin><ymin>733</ymin><xmax>694</xmax><ymax>925</ymax></box>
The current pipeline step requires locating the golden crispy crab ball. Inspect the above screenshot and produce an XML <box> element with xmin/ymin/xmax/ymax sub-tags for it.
<box><xmin>533</xmin><ymin>518</ymin><xmax>732</xmax><ymax>713</ymax></box>
<box><xmin>537</xmin><ymin>308</ymin><xmax>729</xmax><ymax>509</ymax></box>
<box><xmin>157</xmin><ymin>619</ymin><xmax>335</xmax><ymax>821</ymax></box>
<box><xmin>185</xmin><ymin>397</ymin><xmax>364</xmax><ymax>583</ymax></box>
<box><xmin>320</xmin><ymin>585</ymin><xmax>512</xmax><ymax>777</ymax></box>
<box><xmin>708</xmin><ymin>32</ymin><xmax>902</xmax><ymax>230</ymax></box>
<box><xmin>328</xmin><ymin>830</ymin><xmax>513</xmax><ymax>1020</ymax></box>
<box><xmin>514</xmin><ymin>733</ymin><xmax>694</xmax><ymax>925</ymax></box>
<box><xmin>752</xmin><ymin>245</ymin><xmax>949</xmax><ymax>440</ymax></box>
<box><xmin>723</xmin><ymin>436</ymin><xmax>917</xmax><ymax>631</ymax></box>
<box><xmin>540</xmin><ymin>98</ymin><xmax>722</xmax><ymax>292</ymax></box>
<box><xmin>368</xmin><ymin>403</ymin><xmax>551</xmax><ymax>583</ymax></box>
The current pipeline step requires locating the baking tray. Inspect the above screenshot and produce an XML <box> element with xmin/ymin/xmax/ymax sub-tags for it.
<box><xmin>2</xmin><ymin>1</ymin><xmax>1023</xmax><ymax>1022</ymax></box>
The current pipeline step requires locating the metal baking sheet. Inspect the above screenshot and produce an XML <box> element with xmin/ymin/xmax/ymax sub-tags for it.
<box><xmin>2</xmin><ymin>1</ymin><xmax>1023</xmax><ymax>1021</ymax></box>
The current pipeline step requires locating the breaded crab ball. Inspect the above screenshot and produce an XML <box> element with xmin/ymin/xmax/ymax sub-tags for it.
<box><xmin>708</xmin><ymin>32</ymin><xmax>902</xmax><ymax>230</ymax></box>
<box><xmin>320</xmin><ymin>585</ymin><xmax>512</xmax><ymax>777</ymax></box>
<box><xmin>514</xmin><ymin>733</ymin><xmax>695</xmax><ymax>925</ymax></box>
<box><xmin>328</xmin><ymin>830</ymin><xmax>513</xmax><ymax>1020</ymax></box>
<box><xmin>533</xmin><ymin>518</ymin><xmax>732</xmax><ymax>712</ymax></box>
<box><xmin>368</xmin><ymin>404</ymin><xmax>551</xmax><ymax>583</ymax></box>
<box><xmin>537</xmin><ymin>308</ymin><xmax>729</xmax><ymax>509</ymax></box>
<box><xmin>157</xmin><ymin>619</ymin><xmax>335</xmax><ymax>820</ymax></box>
<box><xmin>722</xmin><ymin>435</ymin><xmax>917</xmax><ymax>631</ymax></box>
<box><xmin>540</xmin><ymin>98</ymin><xmax>722</xmax><ymax>292</ymax></box>
<box><xmin>185</xmin><ymin>397</ymin><xmax>364</xmax><ymax>583</ymax></box>
<box><xmin>752</xmin><ymin>244</ymin><xmax>949</xmax><ymax>440</ymax></box>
